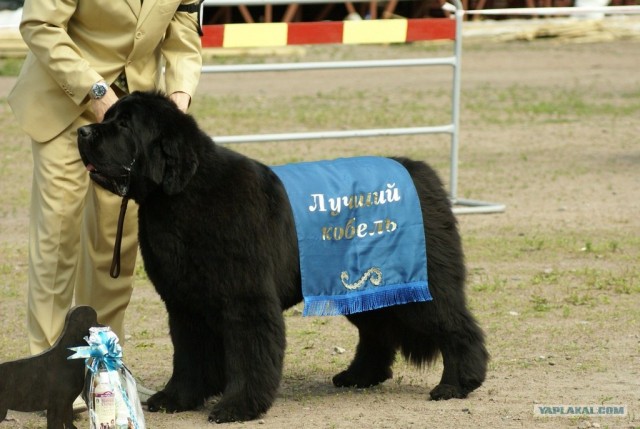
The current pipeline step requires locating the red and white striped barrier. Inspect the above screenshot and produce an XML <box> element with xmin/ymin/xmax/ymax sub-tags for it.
<box><xmin>201</xmin><ymin>18</ymin><xmax>455</xmax><ymax>48</ymax></box>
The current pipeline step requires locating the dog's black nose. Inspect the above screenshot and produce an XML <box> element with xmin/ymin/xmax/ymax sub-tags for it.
<box><xmin>78</xmin><ymin>126</ymin><xmax>92</xmax><ymax>139</ymax></box>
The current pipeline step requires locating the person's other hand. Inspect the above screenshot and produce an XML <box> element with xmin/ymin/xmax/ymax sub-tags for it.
<box><xmin>169</xmin><ymin>91</ymin><xmax>191</xmax><ymax>113</ymax></box>
<box><xmin>91</xmin><ymin>88</ymin><xmax>119</xmax><ymax>123</ymax></box>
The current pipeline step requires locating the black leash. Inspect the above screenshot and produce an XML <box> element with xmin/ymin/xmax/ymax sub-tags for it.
<box><xmin>110</xmin><ymin>197</ymin><xmax>130</xmax><ymax>278</ymax></box>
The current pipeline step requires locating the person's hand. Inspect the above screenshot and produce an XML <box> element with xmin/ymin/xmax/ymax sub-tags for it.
<box><xmin>90</xmin><ymin>87</ymin><xmax>119</xmax><ymax>123</ymax></box>
<box><xmin>169</xmin><ymin>91</ymin><xmax>191</xmax><ymax>113</ymax></box>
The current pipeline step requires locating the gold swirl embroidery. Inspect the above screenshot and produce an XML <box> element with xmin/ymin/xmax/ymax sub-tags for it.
<box><xmin>340</xmin><ymin>267</ymin><xmax>383</xmax><ymax>290</ymax></box>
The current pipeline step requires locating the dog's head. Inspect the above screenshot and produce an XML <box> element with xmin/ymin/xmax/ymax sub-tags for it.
<box><xmin>77</xmin><ymin>91</ymin><xmax>200</xmax><ymax>203</ymax></box>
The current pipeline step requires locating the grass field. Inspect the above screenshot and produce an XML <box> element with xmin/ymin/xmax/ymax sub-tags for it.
<box><xmin>0</xmin><ymin>37</ymin><xmax>639</xmax><ymax>428</ymax></box>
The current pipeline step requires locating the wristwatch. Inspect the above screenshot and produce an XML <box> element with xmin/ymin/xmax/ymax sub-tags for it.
<box><xmin>89</xmin><ymin>81</ymin><xmax>109</xmax><ymax>100</ymax></box>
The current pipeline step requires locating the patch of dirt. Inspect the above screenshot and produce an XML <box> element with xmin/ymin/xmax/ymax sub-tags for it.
<box><xmin>0</xmin><ymin>23</ymin><xmax>639</xmax><ymax>429</ymax></box>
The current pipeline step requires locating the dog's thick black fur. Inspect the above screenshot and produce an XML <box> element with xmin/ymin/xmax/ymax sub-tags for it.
<box><xmin>77</xmin><ymin>91</ymin><xmax>488</xmax><ymax>423</ymax></box>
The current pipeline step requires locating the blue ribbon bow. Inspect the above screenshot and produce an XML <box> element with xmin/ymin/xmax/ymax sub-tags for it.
<box><xmin>68</xmin><ymin>328</ymin><xmax>123</xmax><ymax>373</ymax></box>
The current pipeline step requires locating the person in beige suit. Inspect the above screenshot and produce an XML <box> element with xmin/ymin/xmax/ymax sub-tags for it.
<box><xmin>8</xmin><ymin>0</ymin><xmax>202</xmax><ymax>372</ymax></box>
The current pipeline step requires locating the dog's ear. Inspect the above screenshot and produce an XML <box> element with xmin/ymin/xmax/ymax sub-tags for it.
<box><xmin>160</xmin><ymin>135</ymin><xmax>199</xmax><ymax>195</ymax></box>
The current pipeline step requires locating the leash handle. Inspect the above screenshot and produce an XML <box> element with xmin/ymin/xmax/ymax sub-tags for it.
<box><xmin>110</xmin><ymin>197</ymin><xmax>130</xmax><ymax>278</ymax></box>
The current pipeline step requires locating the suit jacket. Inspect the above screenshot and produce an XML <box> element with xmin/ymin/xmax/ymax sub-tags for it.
<box><xmin>8</xmin><ymin>0</ymin><xmax>203</xmax><ymax>142</ymax></box>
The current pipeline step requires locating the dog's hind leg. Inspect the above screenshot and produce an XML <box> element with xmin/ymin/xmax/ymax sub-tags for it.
<box><xmin>333</xmin><ymin>311</ymin><xmax>398</xmax><ymax>388</ymax></box>
<box><xmin>428</xmin><ymin>311</ymin><xmax>488</xmax><ymax>400</ymax></box>
<box><xmin>397</xmin><ymin>303</ymin><xmax>488</xmax><ymax>400</ymax></box>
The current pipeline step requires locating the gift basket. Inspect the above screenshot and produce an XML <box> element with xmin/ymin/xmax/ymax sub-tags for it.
<box><xmin>69</xmin><ymin>327</ymin><xmax>146</xmax><ymax>429</ymax></box>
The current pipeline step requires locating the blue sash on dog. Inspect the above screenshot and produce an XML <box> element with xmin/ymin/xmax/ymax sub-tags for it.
<box><xmin>271</xmin><ymin>157</ymin><xmax>431</xmax><ymax>316</ymax></box>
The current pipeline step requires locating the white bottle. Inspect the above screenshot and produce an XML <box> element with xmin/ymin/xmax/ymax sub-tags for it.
<box><xmin>94</xmin><ymin>371</ymin><xmax>116</xmax><ymax>429</ymax></box>
<box><xmin>114</xmin><ymin>380</ymin><xmax>131</xmax><ymax>427</ymax></box>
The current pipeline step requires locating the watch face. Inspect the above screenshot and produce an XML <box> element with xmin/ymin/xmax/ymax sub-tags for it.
<box><xmin>92</xmin><ymin>83</ymin><xmax>107</xmax><ymax>99</ymax></box>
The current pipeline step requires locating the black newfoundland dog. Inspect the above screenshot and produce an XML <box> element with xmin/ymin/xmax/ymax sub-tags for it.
<box><xmin>77</xmin><ymin>91</ymin><xmax>488</xmax><ymax>423</ymax></box>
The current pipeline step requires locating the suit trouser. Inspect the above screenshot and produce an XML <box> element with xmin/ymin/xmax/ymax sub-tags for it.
<box><xmin>28</xmin><ymin>108</ymin><xmax>139</xmax><ymax>355</ymax></box>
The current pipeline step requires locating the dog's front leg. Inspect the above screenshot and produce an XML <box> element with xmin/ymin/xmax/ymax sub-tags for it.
<box><xmin>147</xmin><ymin>309</ymin><xmax>217</xmax><ymax>413</ymax></box>
<box><xmin>209</xmin><ymin>297</ymin><xmax>285</xmax><ymax>423</ymax></box>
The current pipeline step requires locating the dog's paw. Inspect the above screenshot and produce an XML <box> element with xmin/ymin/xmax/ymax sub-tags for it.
<box><xmin>429</xmin><ymin>383</ymin><xmax>468</xmax><ymax>400</ymax></box>
<box><xmin>146</xmin><ymin>390</ymin><xmax>197</xmax><ymax>413</ymax></box>
<box><xmin>332</xmin><ymin>367</ymin><xmax>392</xmax><ymax>388</ymax></box>
<box><xmin>208</xmin><ymin>402</ymin><xmax>261</xmax><ymax>424</ymax></box>
<box><xmin>147</xmin><ymin>391</ymin><xmax>175</xmax><ymax>412</ymax></box>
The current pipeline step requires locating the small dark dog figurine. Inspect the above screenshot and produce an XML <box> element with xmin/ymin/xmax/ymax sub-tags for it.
<box><xmin>0</xmin><ymin>306</ymin><xmax>98</xmax><ymax>429</ymax></box>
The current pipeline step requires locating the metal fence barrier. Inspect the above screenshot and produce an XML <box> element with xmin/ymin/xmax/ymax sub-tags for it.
<box><xmin>200</xmin><ymin>0</ymin><xmax>507</xmax><ymax>214</ymax></box>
